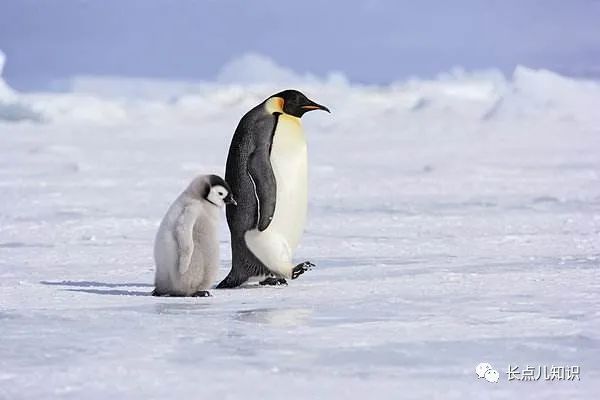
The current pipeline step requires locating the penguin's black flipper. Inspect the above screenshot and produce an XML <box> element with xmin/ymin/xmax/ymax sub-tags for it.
<box><xmin>248</xmin><ymin>147</ymin><xmax>276</xmax><ymax>232</ymax></box>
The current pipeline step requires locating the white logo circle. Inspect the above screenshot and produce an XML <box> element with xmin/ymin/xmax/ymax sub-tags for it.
<box><xmin>476</xmin><ymin>362</ymin><xmax>492</xmax><ymax>378</ymax></box>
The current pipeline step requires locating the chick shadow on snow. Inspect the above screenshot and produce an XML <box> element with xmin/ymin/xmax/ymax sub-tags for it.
<box><xmin>64</xmin><ymin>288</ymin><xmax>151</xmax><ymax>296</ymax></box>
<box><xmin>40</xmin><ymin>280</ymin><xmax>153</xmax><ymax>288</ymax></box>
<box><xmin>40</xmin><ymin>280</ymin><xmax>153</xmax><ymax>296</ymax></box>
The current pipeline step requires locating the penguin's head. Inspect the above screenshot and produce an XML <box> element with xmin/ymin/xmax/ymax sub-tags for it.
<box><xmin>189</xmin><ymin>175</ymin><xmax>236</xmax><ymax>208</ymax></box>
<box><xmin>265</xmin><ymin>89</ymin><xmax>330</xmax><ymax>118</ymax></box>
<box><xmin>206</xmin><ymin>175</ymin><xmax>237</xmax><ymax>208</ymax></box>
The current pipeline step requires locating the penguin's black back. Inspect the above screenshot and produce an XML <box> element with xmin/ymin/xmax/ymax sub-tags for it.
<box><xmin>224</xmin><ymin>103</ymin><xmax>276</xmax><ymax>234</ymax></box>
<box><xmin>218</xmin><ymin>103</ymin><xmax>277</xmax><ymax>288</ymax></box>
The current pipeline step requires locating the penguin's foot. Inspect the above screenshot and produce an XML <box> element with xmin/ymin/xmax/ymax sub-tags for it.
<box><xmin>152</xmin><ymin>289</ymin><xmax>209</xmax><ymax>297</ymax></box>
<box><xmin>191</xmin><ymin>290</ymin><xmax>211</xmax><ymax>297</ymax></box>
<box><xmin>292</xmin><ymin>261</ymin><xmax>315</xmax><ymax>279</ymax></box>
<box><xmin>259</xmin><ymin>277</ymin><xmax>288</xmax><ymax>286</ymax></box>
<box><xmin>216</xmin><ymin>273</ymin><xmax>247</xmax><ymax>289</ymax></box>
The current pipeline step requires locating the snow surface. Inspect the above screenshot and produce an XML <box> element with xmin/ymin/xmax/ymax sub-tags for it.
<box><xmin>1</xmin><ymin>54</ymin><xmax>599</xmax><ymax>399</ymax></box>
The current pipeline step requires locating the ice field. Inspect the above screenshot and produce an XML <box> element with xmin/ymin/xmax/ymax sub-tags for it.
<box><xmin>1</xmin><ymin>52</ymin><xmax>599</xmax><ymax>399</ymax></box>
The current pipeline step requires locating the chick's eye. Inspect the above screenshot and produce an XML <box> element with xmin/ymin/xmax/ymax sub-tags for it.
<box><xmin>218</xmin><ymin>192</ymin><xmax>224</xmax><ymax>196</ymax></box>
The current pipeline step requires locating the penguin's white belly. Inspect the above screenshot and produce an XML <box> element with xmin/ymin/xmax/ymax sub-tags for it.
<box><xmin>269</xmin><ymin>115</ymin><xmax>308</xmax><ymax>249</ymax></box>
<box><xmin>245</xmin><ymin>115</ymin><xmax>307</xmax><ymax>277</ymax></box>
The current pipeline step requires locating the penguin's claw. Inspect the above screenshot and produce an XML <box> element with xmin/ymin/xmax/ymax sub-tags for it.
<box><xmin>292</xmin><ymin>261</ymin><xmax>315</xmax><ymax>279</ymax></box>
<box><xmin>259</xmin><ymin>277</ymin><xmax>288</xmax><ymax>286</ymax></box>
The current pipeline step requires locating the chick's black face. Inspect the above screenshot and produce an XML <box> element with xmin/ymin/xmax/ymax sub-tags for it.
<box><xmin>273</xmin><ymin>89</ymin><xmax>330</xmax><ymax>118</ymax></box>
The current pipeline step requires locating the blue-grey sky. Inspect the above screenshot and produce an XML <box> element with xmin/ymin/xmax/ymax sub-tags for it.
<box><xmin>1</xmin><ymin>0</ymin><xmax>600</xmax><ymax>90</ymax></box>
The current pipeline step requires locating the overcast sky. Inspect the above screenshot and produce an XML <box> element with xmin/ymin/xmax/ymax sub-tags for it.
<box><xmin>1</xmin><ymin>0</ymin><xmax>599</xmax><ymax>90</ymax></box>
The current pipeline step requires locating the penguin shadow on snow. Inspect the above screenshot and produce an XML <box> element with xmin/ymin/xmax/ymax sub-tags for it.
<box><xmin>235</xmin><ymin>307</ymin><xmax>313</xmax><ymax>327</ymax></box>
<box><xmin>40</xmin><ymin>280</ymin><xmax>153</xmax><ymax>296</ymax></box>
<box><xmin>154</xmin><ymin>302</ymin><xmax>211</xmax><ymax>315</ymax></box>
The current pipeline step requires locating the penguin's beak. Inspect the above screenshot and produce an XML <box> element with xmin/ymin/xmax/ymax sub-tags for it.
<box><xmin>301</xmin><ymin>100</ymin><xmax>330</xmax><ymax>113</ymax></box>
<box><xmin>225</xmin><ymin>195</ymin><xmax>237</xmax><ymax>206</ymax></box>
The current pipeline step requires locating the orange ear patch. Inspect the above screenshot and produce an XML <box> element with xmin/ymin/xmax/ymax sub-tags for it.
<box><xmin>275</xmin><ymin>97</ymin><xmax>284</xmax><ymax>110</ymax></box>
<box><xmin>265</xmin><ymin>97</ymin><xmax>285</xmax><ymax>114</ymax></box>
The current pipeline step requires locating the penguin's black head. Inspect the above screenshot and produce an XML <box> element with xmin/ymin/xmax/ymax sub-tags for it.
<box><xmin>204</xmin><ymin>175</ymin><xmax>237</xmax><ymax>208</ymax></box>
<box><xmin>268</xmin><ymin>89</ymin><xmax>330</xmax><ymax>118</ymax></box>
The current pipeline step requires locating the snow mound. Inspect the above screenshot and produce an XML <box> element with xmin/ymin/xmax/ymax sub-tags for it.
<box><xmin>0</xmin><ymin>49</ymin><xmax>15</xmax><ymax>100</ymax></box>
<box><xmin>0</xmin><ymin>101</ymin><xmax>44</xmax><ymax>123</ymax></box>
<box><xmin>217</xmin><ymin>53</ymin><xmax>349</xmax><ymax>86</ymax></box>
<box><xmin>0</xmin><ymin>49</ymin><xmax>43</xmax><ymax>123</ymax></box>
<box><xmin>2</xmin><ymin>52</ymin><xmax>600</xmax><ymax>130</ymax></box>
<box><xmin>492</xmin><ymin>65</ymin><xmax>600</xmax><ymax>123</ymax></box>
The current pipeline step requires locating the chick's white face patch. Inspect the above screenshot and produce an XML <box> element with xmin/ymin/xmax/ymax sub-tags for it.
<box><xmin>207</xmin><ymin>185</ymin><xmax>229</xmax><ymax>207</ymax></box>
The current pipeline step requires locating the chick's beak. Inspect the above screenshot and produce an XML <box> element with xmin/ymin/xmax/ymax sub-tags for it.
<box><xmin>225</xmin><ymin>195</ymin><xmax>237</xmax><ymax>206</ymax></box>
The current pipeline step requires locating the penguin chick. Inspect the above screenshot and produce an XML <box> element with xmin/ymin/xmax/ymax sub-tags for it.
<box><xmin>153</xmin><ymin>174</ymin><xmax>236</xmax><ymax>297</ymax></box>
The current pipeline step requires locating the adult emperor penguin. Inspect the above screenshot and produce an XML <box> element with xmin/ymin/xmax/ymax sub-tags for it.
<box><xmin>217</xmin><ymin>90</ymin><xmax>330</xmax><ymax>288</ymax></box>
